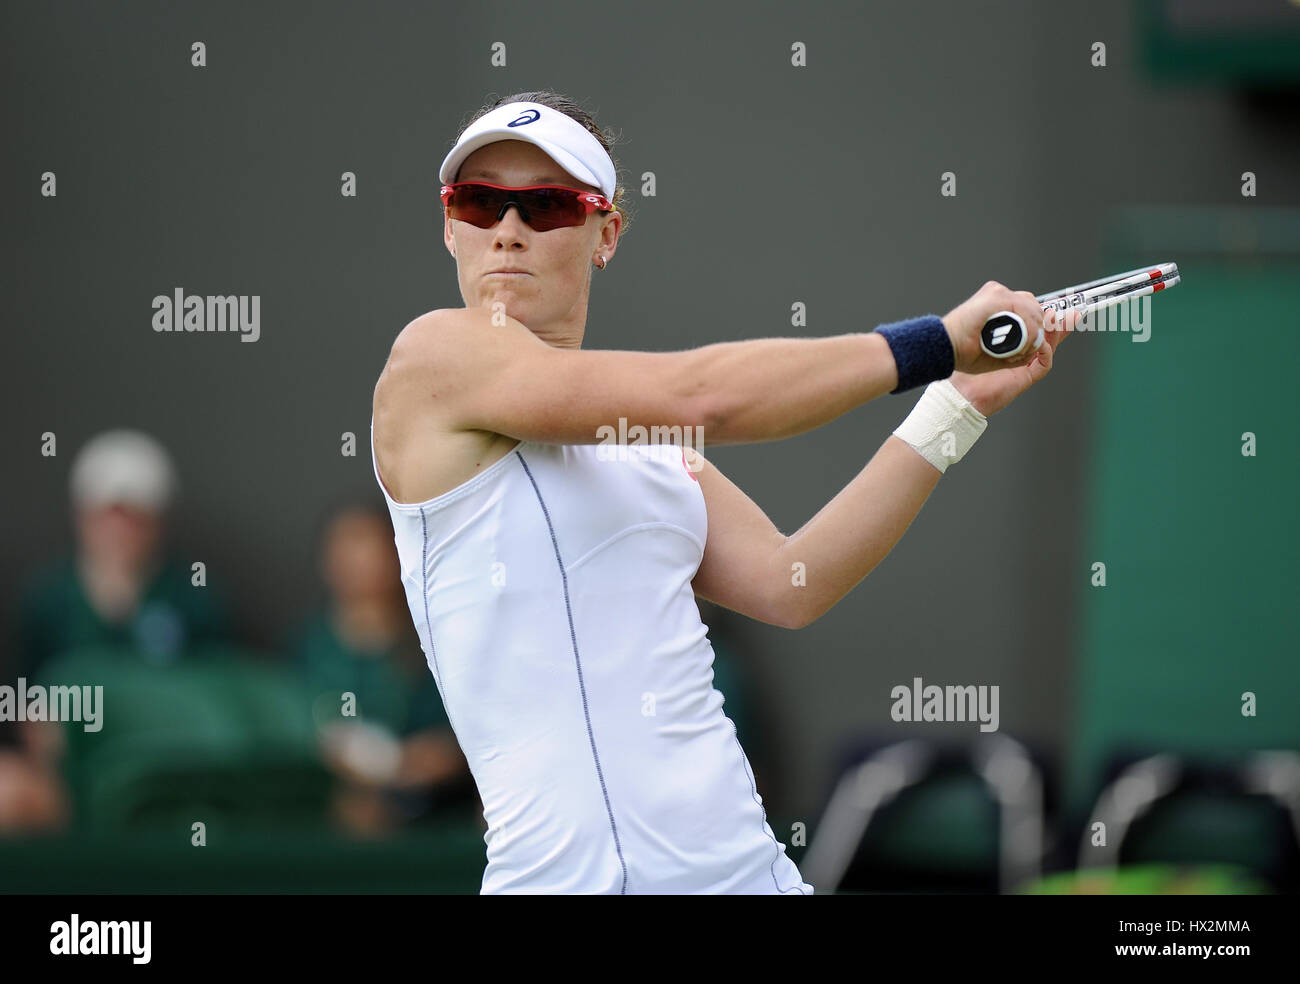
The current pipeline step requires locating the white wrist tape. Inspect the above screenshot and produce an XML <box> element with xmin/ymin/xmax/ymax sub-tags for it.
<box><xmin>892</xmin><ymin>378</ymin><xmax>988</xmax><ymax>474</ymax></box>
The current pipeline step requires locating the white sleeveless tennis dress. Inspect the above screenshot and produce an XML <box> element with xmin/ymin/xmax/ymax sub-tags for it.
<box><xmin>370</xmin><ymin>420</ymin><xmax>813</xmax><ymax>895</ymax></box>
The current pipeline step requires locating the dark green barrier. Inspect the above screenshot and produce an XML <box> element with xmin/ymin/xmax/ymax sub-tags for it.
<box><xmin>1068</xmin><ymin>207</ymin><xmax>1300</xmax><ymax>822</ymax></box>
<box><xmin>0</xmin><ymin>824</ymin><xmax>487</xmax><ymax>893</ymax></box>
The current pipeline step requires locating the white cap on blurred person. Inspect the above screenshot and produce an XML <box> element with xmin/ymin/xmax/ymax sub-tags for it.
<box><xmin>70</xmin><ymin>429</ymin><xmax>177</xmax><ymax>511</ymax></box>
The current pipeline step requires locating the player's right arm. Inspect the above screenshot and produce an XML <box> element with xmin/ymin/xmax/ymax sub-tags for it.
<box><xmin>386</xmin><ymin>292</ymin><xmax>1037</xmax><ymax>447</ymax></box>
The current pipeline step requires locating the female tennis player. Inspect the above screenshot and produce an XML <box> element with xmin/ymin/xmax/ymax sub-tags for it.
<box><xmin>369</xmin><ymin>91</ymin><xmax>1078</xmax><ymax>894</ymax></box>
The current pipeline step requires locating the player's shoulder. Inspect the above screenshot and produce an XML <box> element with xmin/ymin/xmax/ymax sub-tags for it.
<box><xmin>392</xmin><ymin>306</ymin><xmax>483</xmax><ymax>352</ymax></box>
<box><xmin>380</xmin><ymin>310</ymin><xmax>481</xmax><ymax>390</ymax></box>
<box><xmin>377</xmin><ymin>308</ymin><xmax>512</xmax><ymax>432</ymax></box>
<box><xmin>390</xmin><ymin>305</ymin><xmax>532</xmax><ymax>366</ymax></box>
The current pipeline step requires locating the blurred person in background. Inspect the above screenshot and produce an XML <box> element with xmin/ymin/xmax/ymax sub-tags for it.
<box><xmin>0</xmin><ymin>720</ymin><xmax>65</xmax><ymax>833</ymax></box>
<box><xmin>291</xmin><ymin>501</ymin><xmax>476</xmax><ymax>837</ymax></box>
<box><xmin>3</xmin><ymin>428</ymin><xmax>234</xmax><ymax>833</ymax></box>
<box><xmin>17</xmin><ymin>428</ymin><xmax>232</xmax><ymax>673</ymax></box>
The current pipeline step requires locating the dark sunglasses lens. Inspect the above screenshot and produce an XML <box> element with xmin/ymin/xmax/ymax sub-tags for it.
<box><xmin>449</xmin><ymin>186</ymin><xmax>584</xmax><ymax>231</ymax></box>
<box><xmin>517</xmin><ymin>188</ymin><xmax>584</xmax><ymax>231</ymax></box>
<box><xmin>447</xmin><ymin>186</ymin><xmax>502</xmax><ymax>228</ymax></box>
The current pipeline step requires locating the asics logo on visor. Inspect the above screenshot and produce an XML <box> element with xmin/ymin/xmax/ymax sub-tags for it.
<box><xmin>508</xmin><ymin>109</ymin><xmax>541</xmax><ymax>127</ymax></box>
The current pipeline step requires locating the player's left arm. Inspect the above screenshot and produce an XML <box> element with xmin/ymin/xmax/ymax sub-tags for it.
<box><xmin>690</xmin><ymin>313</ymin><xmax>1075</xmax><ymax>629</ymax></box>
<box><xmin>688</xmin><ymin>447</ymin><xmax>791</xmax><ymax>629</ymax></box>
<box><xmin>689</xmin><ymin>443</ymin><xmax>939</xmax><ymax>631</ymax></box>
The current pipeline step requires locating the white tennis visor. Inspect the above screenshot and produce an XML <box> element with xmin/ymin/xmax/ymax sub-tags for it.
<box><xmin>438</xmin><ymin>101</ymin><xmax>617</xmax><ymax>201</ymax></box>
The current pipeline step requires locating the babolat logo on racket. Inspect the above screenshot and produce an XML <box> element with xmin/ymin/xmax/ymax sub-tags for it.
<box><xmin>982</xmin><ymin>313</ymin><xmax>1024</xmax><ymax>356</ymax></box>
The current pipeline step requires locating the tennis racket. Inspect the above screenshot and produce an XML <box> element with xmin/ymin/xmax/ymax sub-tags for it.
<box><xmin>980</xmin><ymin>262</ymin><xmax>1181</xmax><ymax>359</ymax></box>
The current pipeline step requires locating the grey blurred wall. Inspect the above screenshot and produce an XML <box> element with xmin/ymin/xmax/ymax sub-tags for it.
<box><xmin>4</xmin><ymin>0</ymin><xmax>1296</xmax><ymax>819</ymax></box>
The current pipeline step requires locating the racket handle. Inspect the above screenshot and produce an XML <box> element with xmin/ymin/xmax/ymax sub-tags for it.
<box><xmin>980</xmin><ymin>311</ymin><xmax>1043</xmax><ymax>359</ymax></box>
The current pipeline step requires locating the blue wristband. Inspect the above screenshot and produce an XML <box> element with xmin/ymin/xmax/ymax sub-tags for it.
<box><xmin>874</xmin><ymin>314</ymin><xmax>955</xmax><ymax>394</ymax></box>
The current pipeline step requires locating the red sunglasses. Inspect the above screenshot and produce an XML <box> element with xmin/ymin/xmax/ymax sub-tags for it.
<box><xmin>440</xmin><ymin>181</ymin><xmax>614</xmax><ymax>232</ymax></box>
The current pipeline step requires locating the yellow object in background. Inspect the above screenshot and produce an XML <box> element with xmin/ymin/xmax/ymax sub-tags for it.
<box><xmin>1022</xmin><ymin>863</ymin><xmax>1269</xmax><ymax>895</ymax></box>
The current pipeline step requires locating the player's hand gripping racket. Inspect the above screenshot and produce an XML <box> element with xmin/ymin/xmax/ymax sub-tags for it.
<box><xmin>980</xmin><ymin>262</ymin><xmax>1181</xmax><ymax>358</ymax></box>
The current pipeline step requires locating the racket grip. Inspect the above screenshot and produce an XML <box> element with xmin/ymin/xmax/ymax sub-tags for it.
<box><xmin>980</xmin><ymin>311</ymin><xmax>1043</xmax><ymax>359</ymax></box>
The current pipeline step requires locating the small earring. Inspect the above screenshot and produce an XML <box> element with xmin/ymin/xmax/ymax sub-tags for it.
<box><xmin>595</xmin><ymin>255</ymin><xmax>607</xmax><ymax>269</ymax></box>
